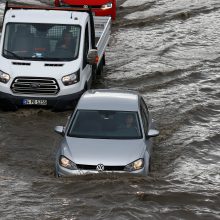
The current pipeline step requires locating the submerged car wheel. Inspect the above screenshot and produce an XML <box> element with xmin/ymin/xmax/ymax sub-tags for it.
<box><xmin>0</xmin><ymin>102</ymin><xmax>18</xmax><ymax>111</ymax></box>
<box><xmin>148</xmin><ymin>157</ymin><xmax>152</xmax><ymax>173</ymax></box>
<box><xmin>52</xmin><ymin>105</ymin><xmax>66</xmax><ymax>112</ymax></box>
<box><xmin>54</xmin><ymin>169</ymin><xmax>61</xmax><ymax>178</ymax></box>
<box><xmin>92</xmin><ymin>65</ymin><xmax>97</xmax><ymax>81</ymax></box>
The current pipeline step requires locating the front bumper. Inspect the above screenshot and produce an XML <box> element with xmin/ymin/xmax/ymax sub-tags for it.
<box><xmin>0</xmin><ymin>89</ymin><xmax>84</xmax><ymax>109</ymax></box>
<box><xmin>56</xmin><ymin>164</ymin><xmax>148</xmax><ymax>177</ymax></box>
<box><xmin>55</xmin><ymin>1</ymin><xmax>116</xmax><ymax>20</ymax></box>
<box><xmin>94</xmin><ymin>8</ymin><xmax>116</xmax><ymax>20</ymax></box>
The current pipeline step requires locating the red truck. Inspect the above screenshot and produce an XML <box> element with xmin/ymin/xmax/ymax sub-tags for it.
<box><xmin>54</xmin><ymin>0</ymin><xmax>116</xmax><ymax>20</ymax></box>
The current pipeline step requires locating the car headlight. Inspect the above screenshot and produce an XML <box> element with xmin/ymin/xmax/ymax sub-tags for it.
<box><xmin>62</xmin><ymin>69</ymin><xmax>80</xmax><ymax>86</ymax></box>
<box><xmin>101</xmin><ymin>2</ymin><xmax>113</xmax><ymax>10</ymax></box>
<box><xmin>59</xmin><ymin>155</ymin><xmax>77</xmax><ymax>170</ymax></box>
<box><xmin>0</xmin><ymin>70</ymin><xmax>10</xmax><ymax>84</ymax></box>
<box><xmin>124</xmin><ymin>159</ymin><xmax>144</xmax><ymax>172</ymax></box>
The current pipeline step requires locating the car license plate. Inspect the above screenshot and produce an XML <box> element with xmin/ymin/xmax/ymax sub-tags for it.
<box><xmin>23</xmin><ymin>99</ymin><xmax>47</xmax><ymax>106</ymax></box>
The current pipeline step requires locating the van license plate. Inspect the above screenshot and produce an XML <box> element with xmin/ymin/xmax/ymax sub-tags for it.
<box><xmin>23</xmin><ymin>99</ymin><xmax>47</xmax><ymax>106</ymax></box>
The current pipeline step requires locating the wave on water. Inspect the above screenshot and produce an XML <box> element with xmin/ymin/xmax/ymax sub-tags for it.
<box><xmin>0</xmin><ymin>0</ymin><xmax>220</xmax><ymax>219</ymax></box>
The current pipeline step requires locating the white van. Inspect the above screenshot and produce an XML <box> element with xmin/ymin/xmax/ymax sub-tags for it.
<box><xmin>0</xmin><ymin>4</ymin><xmax>111</xmax><ymax>110</ymax></box>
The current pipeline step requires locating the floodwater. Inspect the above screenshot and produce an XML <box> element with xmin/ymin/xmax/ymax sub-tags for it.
<box><xmin>0</xmin><ymin>0</ymin><xmax>220</xmax><ymax>219</ymax></box>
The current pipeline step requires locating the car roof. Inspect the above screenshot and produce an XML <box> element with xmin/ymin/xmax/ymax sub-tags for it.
<box><xmin>77</xmin><ymin>89</ymin><xmax>140</xmax><ymax>111</ymax></box>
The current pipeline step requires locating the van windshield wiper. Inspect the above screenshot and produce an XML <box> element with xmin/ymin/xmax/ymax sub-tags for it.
<box><xmin>4</xmin><ymin>49</ymin><xmax>24</xmax><ymax>60</ymax></box>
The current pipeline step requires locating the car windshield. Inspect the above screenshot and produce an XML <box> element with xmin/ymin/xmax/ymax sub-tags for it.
<box><xmin>68</xmin><ymin>110</ymin><xmax>142</xmax><ymax>139</ymax></box>
<box><xmin>3</xmin><ymin>23</ymin><xmax>81</xmax><ymax>61</ymax></box>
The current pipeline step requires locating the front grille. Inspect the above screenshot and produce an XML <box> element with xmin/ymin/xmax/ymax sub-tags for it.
<box><xmin>76</xmin><ymin>164</ymin><xmax>125</xmax><ymax>171</ymax></box>
<box><xmin>11</xmin><ymin>77</ymin><xmax>60</xmax><ymax>95</ymax></box>
<box><xmin>70</xmin><ymin>5</ymin><xmax>102</xmax><ymax>9</ymax></box>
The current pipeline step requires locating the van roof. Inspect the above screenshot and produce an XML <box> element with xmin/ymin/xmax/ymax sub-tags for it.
<box><xmin>4</xmin><ymin>9</ymin><xmax>88</xmax><ymax>25</ymax></box>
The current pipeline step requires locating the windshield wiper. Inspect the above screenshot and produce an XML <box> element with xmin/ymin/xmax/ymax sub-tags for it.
<box><xmin>4</xmin><ymin>49</ymin><xmax>24</xmax><ymax>60</ymax></box>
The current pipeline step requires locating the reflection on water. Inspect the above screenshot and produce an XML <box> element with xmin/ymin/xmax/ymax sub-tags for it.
<box><xmin>0</xmin><ymin>0</ymin><xmax>220</xmax><ymax>219</ymax></box>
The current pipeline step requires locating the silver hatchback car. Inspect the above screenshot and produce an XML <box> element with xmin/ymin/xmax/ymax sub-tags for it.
<box><xmin>54</xmin><ymin>89</ymin><xmax>159</xmax><ymax>177</ymax></box>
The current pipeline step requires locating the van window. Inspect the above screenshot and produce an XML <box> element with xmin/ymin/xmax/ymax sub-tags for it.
<box><xmin>3</xmin><ymin>23</ymin><xmax>81</xmax><ymax>61</ymax></box>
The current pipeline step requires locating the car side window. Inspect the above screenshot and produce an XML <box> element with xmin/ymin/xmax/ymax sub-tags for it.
<box><xmin>83</xmin><ymin>23</ymin><xmax>89</xmax><ymax>69</ymax></box>
<box><xmin>141</xmin><ymin>98</ymin><xmax>149</xmax><ymax>121</ymax></box>
<box><xmin>140</xmin><ymin>105</ymin><xmax>148</xmax><ymax>133</ymax></box>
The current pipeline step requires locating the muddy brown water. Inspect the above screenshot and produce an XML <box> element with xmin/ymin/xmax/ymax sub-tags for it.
<box><xmin>0</xmin><ymin>0</ymin><xmax>220</xmax><ymax>219</ymax></box>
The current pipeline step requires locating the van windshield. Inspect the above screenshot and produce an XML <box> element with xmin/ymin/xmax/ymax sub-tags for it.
<box><xmin>68</xmin><ymin>110</ymin><xmax>142</xmax><ymax>139</ymax></box>
<box><xmin>3</xmin><ymin>23</ymin><xmax>81</xmax><ymax>61</ymax></box>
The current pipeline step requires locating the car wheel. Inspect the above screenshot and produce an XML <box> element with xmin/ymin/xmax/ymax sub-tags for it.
<box><xmin>52</xmin><ymin>105</ymin><xmax>66</xmax><ymax>112</ymax></box>
<box><xmin>54</xmin><ymin>169</ymin><xmax>61</xmax><ymax>178</ymax></box>
<box><xmin>92</xmin><ymin>65</ymin><xmax>97</xmax><ymax>81</ymax></box>
<box><xmin>1</xmin><ymin>103</ymin><xmax>18</xmax><ymax>111</ymax></box>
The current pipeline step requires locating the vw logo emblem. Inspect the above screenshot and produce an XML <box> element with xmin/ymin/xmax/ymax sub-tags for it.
<box><xmin>83</xmin><ymin>5</ymin><xmax>88</xmax><ymax>8</ymax></box>
<box><xmin>96</xmin><ymin>164</ymin><xmax>105</xmax><ymax>172</ymax></box>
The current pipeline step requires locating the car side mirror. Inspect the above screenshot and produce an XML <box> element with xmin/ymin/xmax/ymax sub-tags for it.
<box><xmin>146</xmin><ymin>129</ymin><xmax>159</xmax><ymax>138</ymax></box>
<box><xmin>54</xmin><ymin>126</ymin><xmax>65</xmax><ymax>136</ymax></box>
<box><xmin>87</xmin><ymin>49</ymin><xmax>98</xmax><ymax>65</ymax></box>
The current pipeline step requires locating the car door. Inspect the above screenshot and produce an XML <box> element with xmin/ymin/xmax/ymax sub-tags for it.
<box><xmin>140</xmin><ymin>98</ymin><xmax>153</xmax><ymax>154</ymax></box>
<box><xmin>82</xmin><ymin>22</ymin><xmax>92</xmax><ymax>88</ymax></box>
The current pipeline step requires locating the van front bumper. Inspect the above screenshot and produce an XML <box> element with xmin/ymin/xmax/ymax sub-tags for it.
<box><xmin>0</xmin><ymin>90</ymin><xmax>84</xmax><ymax>110</ymax></box>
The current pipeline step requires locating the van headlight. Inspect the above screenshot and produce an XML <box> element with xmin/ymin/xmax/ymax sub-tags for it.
<box><xmin>62</xmin><ymin>69</ymin><xmax>80</xmax><ymax>86</ymax></box>
<box><xmin>0</xmin><ymin>70</ymin><xmax>10</xmax><ymax>84</ymax></box>
<box><xmin>101</xmin><ymin>2</ymin><xmax>113</xmax><ymax>10</ymax></box>
<box><xmin>124</xmin><ymin>159</ymin><xmax>144</xmax><ymax>172</ymax></box>
<box><xmin>59</xmin><ymin>155</ymin><xmax>77</xmax><ymax>170</ymax></box>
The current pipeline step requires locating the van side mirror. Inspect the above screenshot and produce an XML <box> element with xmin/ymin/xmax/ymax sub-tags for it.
<box><xmin>87</xmin><ymin>49</ymin><xmax>98</xmax><ymax>65</ymax></box>
<box><xmin>146</xmin><ymin>129</ymin><xmax>159</xmax><ymax>138</ymax></box>
<box><xmin>54</xmin><ymin>126</ymin><xmax>65</xmax><ymax>136</ymax></box>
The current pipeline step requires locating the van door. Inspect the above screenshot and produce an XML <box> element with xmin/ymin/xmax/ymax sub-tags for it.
<box><xmin>81</xmin><ymin>22</ymin><xmax>92</xmax><ymax>89</ymax></box>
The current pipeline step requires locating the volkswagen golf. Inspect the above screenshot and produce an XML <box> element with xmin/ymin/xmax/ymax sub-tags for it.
<box><xmin>54</xmin><ymin>89</ymin><xmax>159</xmax><ymax>177</ymax></box>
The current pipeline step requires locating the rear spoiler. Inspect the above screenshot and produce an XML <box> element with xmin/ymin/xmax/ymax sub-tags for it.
<box><xmin>3</xmin><ymin>1</ymin><xmax>96</xmax><ymax>49</ymax></box>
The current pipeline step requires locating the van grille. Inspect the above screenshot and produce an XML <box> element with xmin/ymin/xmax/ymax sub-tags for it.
<box><xmin>11</xmin><ymin>77</ymin><xmax>59</xmax><ymax>95</ymax></box>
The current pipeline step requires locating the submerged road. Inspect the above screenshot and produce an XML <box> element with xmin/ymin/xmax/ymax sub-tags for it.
<box><xmin>0</xmin><ymin>0</ymin><xmax>219</xmax><ymax>219</ymax></box>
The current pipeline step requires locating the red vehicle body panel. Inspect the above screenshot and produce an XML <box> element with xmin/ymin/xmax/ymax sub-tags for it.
<box><xmin>54</xmin><ymin>0</ymin><xmax>116</xmax><ymax>20</ymax></box>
